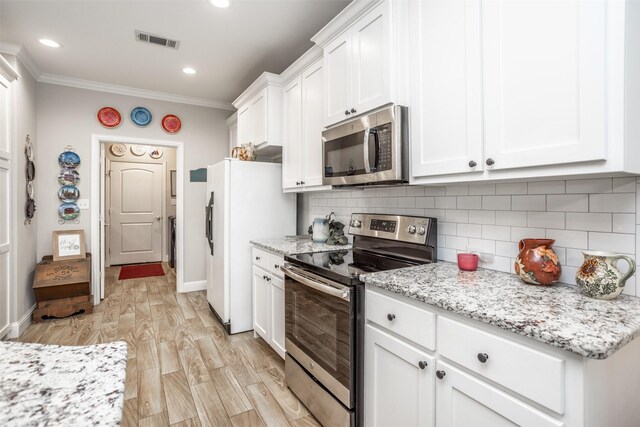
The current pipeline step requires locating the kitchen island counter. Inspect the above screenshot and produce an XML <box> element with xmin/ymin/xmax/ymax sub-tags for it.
<box><xmin>361</xmin><ymin>261</ymin><xmax>640</xmax><ymax>359</ymax></box>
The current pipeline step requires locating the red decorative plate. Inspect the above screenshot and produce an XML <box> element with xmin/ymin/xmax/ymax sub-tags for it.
<box><xmin>97</xmin><ymin>107</ymin><xmax>122</xmax><ymax>128</ymax></box>
<box><xmin>162</xmin><ymin>114</ymin><xmax>182</xmax><ymax>134</ymax></box>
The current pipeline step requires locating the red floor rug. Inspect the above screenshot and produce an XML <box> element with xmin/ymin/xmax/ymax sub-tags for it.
<box><xmin>118</xmin><ymin>263</ymin><xmax>165</xmax><ymax>280</ymax></box>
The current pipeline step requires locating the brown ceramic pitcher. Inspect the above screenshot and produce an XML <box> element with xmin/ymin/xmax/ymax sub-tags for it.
<box><xmin>514</xmin><ymin>239</ymin><xmax>561</xmax><ymax>285</ymax></box>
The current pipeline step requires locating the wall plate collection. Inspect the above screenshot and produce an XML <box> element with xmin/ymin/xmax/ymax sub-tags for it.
<box><xmin>57</xmin><ymin>145</ymin><xmax>80</xmax><ymax>224</ymax></box>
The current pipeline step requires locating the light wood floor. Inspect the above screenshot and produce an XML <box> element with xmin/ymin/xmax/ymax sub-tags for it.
<box><xmin>18</xmin><ymin>264</ymin><xmax>320</xmax><ymax>427</ymax></box>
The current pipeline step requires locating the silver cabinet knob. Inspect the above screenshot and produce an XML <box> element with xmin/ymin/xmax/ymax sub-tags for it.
<box><xmin>436</xmin><ymin>370</ymin><xmax>446</xmax><ymax>380</ymax></box>
<box><xmin>255</xmin><ymin>256</ymin><xmax>261</xmax><ymax>261</ymax></box>
<box><xmin>350</xmin><ymin>108</ymin><xmax>357</xmax><ymax>114</ymax></box>
<box><xmin>345</xmin><ymin>110</ymin><xmax>351</xmax><ymax>115</ymax></box>
<box><xmin>418</xmin><ymin>361</ymin><xmax>428</xmax><ymax>370</ymax></box>
<box><xmin>477</xmin><ymin>353</ymin><xmax>489</xmax><ymax>363</ymax></box>
<box><xmin>469</xmin><ymin>160</ymin><xmax>477</xmax><ymax>167</ymax></box>
<box><xmin>486</xmin><ymin>158</ymin><xmax>495</xmax><ymax>166</ymax></box>
<box><xmin>274</xmin><ymin>264</ymin><xmax>280</xmax><ymax>270</ymax></box>
<box><xmin>387</xmin><ymin>313</ymin><xmax>395</xmax><ymax>321</ymax></box>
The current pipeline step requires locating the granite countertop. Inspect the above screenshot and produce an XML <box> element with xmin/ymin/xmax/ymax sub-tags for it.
<box><xmin>251</xmin><ymin>235</ymin><xmax>352</xmax><ymax>256</ymax></box>
<box><xmin>0</xmin><ymin>340</ymin><xmax>128</xmax><ymax>426</ymax></box>
<box><xmin>361</xmin><ymin>261</ymin><xmax>640</xmax><ymax>359</ymax></box>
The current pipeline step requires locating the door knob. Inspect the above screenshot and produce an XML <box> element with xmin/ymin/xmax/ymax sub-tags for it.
<box><xmin>155</xmin><ymin>216</ymin><xmax>161</xmax><ymax>221</ymax></box>
<box><xmin>418</xmin><ymin>361</ymin><xmax>428</xmax><ymax>370</ymax></box>
<box><xmin>436</xmin><ymin>370</ymin><xmax>446</xmax><ymax>380</ymax></box>
<box><xmin>486</xmin><ymin>158</ymin><xmax>495</xmax><ymax>166</ymax></box>
<box><xmin>477</xmin><ymin>353</ymin><xmax>489</xmax><ymax>363</ymax></box>
<box><xmin>468</xmin><ymin>160</ymin><xmax>477</xmax><ymax>167</ymax></box>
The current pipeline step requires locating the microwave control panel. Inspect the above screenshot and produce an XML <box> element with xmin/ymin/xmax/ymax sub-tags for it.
<box><xmin>374</xmin><ymin>123</ymin><xmax>392</xmax><ymax>171</ymax></box>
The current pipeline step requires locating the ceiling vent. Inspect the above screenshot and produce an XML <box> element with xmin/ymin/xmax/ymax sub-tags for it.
<box><xmin>135</xmin><ymin>30</ymin><xmax>180</xmax><ymax>49</ymax></box>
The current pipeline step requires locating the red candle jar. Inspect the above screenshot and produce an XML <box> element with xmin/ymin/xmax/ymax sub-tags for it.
<box><xmin>458</xmin><ymin>253</ymin><xmax>479</xmax><ymax>271</ymax></box>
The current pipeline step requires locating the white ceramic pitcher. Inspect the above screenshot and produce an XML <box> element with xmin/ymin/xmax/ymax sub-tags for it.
<box><xmin>575</xmin><ymin>251</ymin><xmax>636</xmax><ymax>300</ymax></box>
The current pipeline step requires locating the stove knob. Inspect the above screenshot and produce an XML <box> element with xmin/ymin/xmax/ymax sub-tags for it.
<box><xmin>408</xmin><ymin>225</ymin><xmax>417</xmax><ymax>234</ymax></box>
<box><xmin>417</xmin><ymin>226</ymin><xmax>426</xmax><ymax>235</ymax></box>
<box><xmin>351</xmin><ymin>220</ymin><xmax>362</xmax><ymax>228</ymax></box>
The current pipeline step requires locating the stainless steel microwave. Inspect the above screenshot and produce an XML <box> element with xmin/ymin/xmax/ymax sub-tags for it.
<box><xmin>322</xmin><ymin>105</ymin><xmax>408</xmax><ymax>187</ymax></box>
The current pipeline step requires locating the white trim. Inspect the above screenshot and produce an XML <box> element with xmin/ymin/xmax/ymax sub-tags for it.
<box><xmin>0</xmin><ymin>54</ymin><xmax>19</xmax><ymax>81</ymax></box>
<box><xmin>280</xmin><ymin>45</ymin><xmax>323</xmax><ymax>84</ymax></box>
<box><xmin>39</xmin><ymin>73</ymin><xmax>235</xmax><ymax>110</ymax></box>
<box><xmin>232</xmin><ymin>72</ymin><xmax>283</xmax><ymax>108</ymax></box>
<box><xmin>181</xmin><ymin>280</ymin><xmax>207</xmax><ymax>293</ymax></box>
<box><xmin>91</xmin><ymin>134</ymin><xmax>186</xmax><ymax>304</ymax></box>
<box><xmin>225</xmin><ymin>112</ymin><xmax>237</xmax><ymax>127</ymax></box>
<box><xmin>310</xmin><ymin>0</ymin><xmax>383</xmax><ymax>47</ymax></box>
<box><xmin>0</xmin><ymin>42</ymin><xmax>41</xmax><ymax>80</ymax></box>
<box><xmin>6</xmin><ymin>304</ymin><xmax>35</xmax><ymax>339</ymax></box>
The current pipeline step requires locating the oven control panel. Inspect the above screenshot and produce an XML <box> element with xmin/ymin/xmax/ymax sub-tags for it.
<box><xmin>349</xmin><ymin>213</ymin><xmax>435</xmax><ymax>244</ymax></box>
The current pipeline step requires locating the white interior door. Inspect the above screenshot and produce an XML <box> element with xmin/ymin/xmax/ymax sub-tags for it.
<box><xmin>0</xmin><ymin>73</ymin><xmax>12</xmax><ymax>338</ymax></box>
<box><xmin>109</xmin><ymin>161</ymin><xmax>163</xmax><ymax>265</ymax></box>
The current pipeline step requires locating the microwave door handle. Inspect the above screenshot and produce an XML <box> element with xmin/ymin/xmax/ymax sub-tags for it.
<box><xmin>363</xmin><ymin>127</ymin><xmax>371</xmax><ymax>173</ymax></box>
<box><xmin>372</xmin><ymin>130</ymin><xmax>380</xmax><ymax>172</ymax></box>
<box><xmin>282</xmin><ymin>265</ymin><xmax>351</xmax><ymax>301</ymax></box>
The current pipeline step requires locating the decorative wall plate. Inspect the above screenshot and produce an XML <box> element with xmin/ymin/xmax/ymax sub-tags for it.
<box><xmin>161</xmin><ymin>114</ymin><xmax>182</xmax><ymax>134</ymax></box>
<box><xmin>25</xmin><ymin>137</ymin><xmax>34</xmax><ymax>161</ymax></box>
<box><xmin>58</xmin><ymin>203</ymin><xmax>80</xmax><ymax>221</ymax></box>
<box><xmin>58</xmin><ymin>151</ymin><xmax>81</xmax><ymax>168</ymax></box>
<box><xmin>110</xmin><ymin>143</ymin><xmax>127</xmax><ymax>157</ymax></box>
<box><xmin>26</xmin><ymin>160</ymin><xmax>35</xmax><ymax>180</ymax></box>
<box><xmin>130</xmin><ymin>107</ymin><xmax>152</xmax><ymax>127</ymax></box>
<box><xmin>130</xmin><ymin>145</ymin><xmax>147</xmax><ymax>156</ymax></box>
<box><xmin>58</xmin><ymin>169</ymin><xmax>80</xmax><ymax>185</ymax></box>
<box><xmin>149</xmin><ymin>147</ymin><xmax>163</xmax><ymax>159</ymax></box>
<box><xmin>97</xmin><ymin>107</ymin><xmax>122</xmax><ymax>128</ymax></box>
<box><xmin>58</xmin><ymin>185</ymin><xmax>80</xmax><ymax>203</ymax></box>
<box><xmin>26</xmin><ymin>198</ymin><xmax>36</xmax><ymax>219</ymax></box>
<box><xmin>27</xmin><ymin>181</ymin><xmax>34</xmax><ymax>199</ymax></box>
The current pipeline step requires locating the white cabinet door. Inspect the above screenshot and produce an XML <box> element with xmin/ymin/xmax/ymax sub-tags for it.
<box><xmin>251</xmin><ymin>88</ymin><xmax>268</xmax><ymax>147</ymax></box>
<box><xmin>324</xmin><ymin>31</ymin><xmax>352</xmax><ymax>126</ymax></box>
<box><xmin>410</xmin><ymin>0</ymin><xmax>484</xmax><ymax>178</ymax></box>
<box><xmin>351</xmin><ymin>1</ymin><xmax>392</xmax><ymax>116</ymax></box>
<box><xmin>365</xmin><ymin>325</ymin><xmax>435</xmax><ymax>427</ymax></box>
<box><xmin>237</xmin><ymin>104</ymin><xmax>252</xmax><ymax>146</ymax></box>
<box><xmin>435</xmin><ymin>361</ymin><xmax>564</xmax><ymax>427</ymax></box>
<box><xmin>301</xmin><ymin>59</ymin><xmax>325</xmax><ymax>187</ymax></box>
<box><xmin>282</xmin><ymin>77</ymin><xmax>303</xmax><ymax>190</ymax></box>
<box><xmin>482</xmin><ymin>0</ymin><xmax>607</xmax><ymax>170</ymax></box>
<box><xmin>0</xmin><ymin>74</ymin><xmax>11</xmax><ymax>339</ymax></box>
<box><xmin>270</xmin><ymin>276</ymin><xmax>285</xmax><ymax>359</ymax></box>
<box><xmin>252</xmin><ymin>266</ymin><xmax>269</xmax><ymax>340</ymax></box>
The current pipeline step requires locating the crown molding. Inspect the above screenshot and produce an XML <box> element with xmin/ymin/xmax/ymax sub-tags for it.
<box><xmin>225</xmin><ymin>111</ymin><xmax>237</xmax><ymax>126</ymax></box>
<box><xmin>0</xmin><ymin>42</ymin><xmax>41</xmax><ymax>80</ymax></box>
<box><xmin>232</xmin><ymin>72</ymin><xmax>282</xmax><ymax>108</ymax></box>
<box><xmin>280</xmin><ymin>45</ymin><xmax>323</xmax><ymax>85</ymax></box>
<box><xmin>38</xmin><ymin>73</ymin><xmax>235</xmax><ymax>110</ymax></box>
<box><xmin>311</xmin><ymin>0</ymin><xmax>382</xmax><ymax>48</ymax></box>
<box><xmin>0</xmin><ymin>55</ymin><xmax>19</xmax><ymax>82</ymax></box>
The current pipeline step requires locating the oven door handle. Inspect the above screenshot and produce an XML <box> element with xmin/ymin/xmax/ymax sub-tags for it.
<box><xmin>281</xmin><ymin>264</ymin><xmax>351</xmax><ymax>301</ymax></box>
<box><xmin>363</xmin><ymin>127</ymin><xmax>371</xmax><ymax>174</ymax></box>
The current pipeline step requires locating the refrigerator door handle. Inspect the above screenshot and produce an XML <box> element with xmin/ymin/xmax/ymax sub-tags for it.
<box><xmin>206</xmin><ymin>192</ymin><xmax>214</xmax><ymax>255</ymax></box>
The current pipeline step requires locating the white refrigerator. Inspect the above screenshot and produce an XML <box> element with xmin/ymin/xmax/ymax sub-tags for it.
<box><xmin>205</xmin><ymin>159</ymin><xmax>296</xmax><ymax>334</ymax></box>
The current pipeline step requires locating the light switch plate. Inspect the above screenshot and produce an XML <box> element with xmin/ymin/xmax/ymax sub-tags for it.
<box><xmin>77</xmin><ymin>199</ymin><xmax>90</xmax><ymax>210</ymax></box>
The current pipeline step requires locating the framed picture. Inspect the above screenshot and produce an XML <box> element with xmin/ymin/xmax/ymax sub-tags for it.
<box><xmin>170</xmin><ymin>170</ymin><xmax>177</xmax><ymax>197</ymax></box>
<box><xmin>53</xmin><ymin>230</ymin><xmax>86</xmax><ymax>261</ymax></box>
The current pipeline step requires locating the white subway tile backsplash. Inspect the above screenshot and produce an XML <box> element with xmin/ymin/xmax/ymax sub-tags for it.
<box><xmin>457</xmin><ymin>196</ymin><xmax>482</xmax><ymax>210</ymax></box>
<box><xmin>590</xmin><ymin>193</ymin><xmax>635</xmax><ymax>213</ymax></box>
<box><xmin>528</xmin><ymin>181</ymin><xmax>565</xmax><ymax>194</ymax></box>
<box><xmin>559</xmin><ymin>266</ymin><xmax>578</xmax><ymax>286</ymax></box>
<box><xmin>469</xmin><ymin>210</ymin><xmax>496</xmax><ymax>225</ymax></box>
<box><xmin>613</xmin><ymin>214</ymin><xmax>636</xmax><ymax>234</ymax></box>
<box><xmin>547</xmin><ymin>195</ymin><xmax>588</xmax><ymax>212</ymax></box>
<box><xmin>512</xmin><ymin>195</ymin><xmax>546</xmax><ymax>211</ymax></box>
<box><xmin>527</xmin><ymin>212</ymin><xmax>565</xmax><ymax>229</ymax></box>
<box><xmin>566</xmin><ymin>213</ymin><xmax>612</xmax><ymax>232</ymax></box>
<box><xmin>304</xmin><ymin>177</ymin><xmax>639</xmax><ymax>296</ymax></box>
<box><xmin>482</xmin><ymin>196</ymin><xmax>511</xmax><ymax>211</ymax></box>
<box><xmin>545</xmin><ymin>229</ymin><xmax>588</xmax><ymax>249</ymax></box>
<box><xmin>566</xmin><ymin>178</ymin><xmax>612</xmax><ymax>194</ymax></box>
<box><xmin>589</xmin><ymin>232</ymin><xmax>635</xmax><ymax>254</ymax></box>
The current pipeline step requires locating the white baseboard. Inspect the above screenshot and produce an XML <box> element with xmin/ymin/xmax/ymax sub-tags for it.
<box><xmin>179</xmin><ymin>279</ymin><xmax>206</xmax><ymax>293</ymax></box>
<box><xmin>7</xmin><ymin>304</ymin><xmax>36</xmax><ymax>339</ymax></box>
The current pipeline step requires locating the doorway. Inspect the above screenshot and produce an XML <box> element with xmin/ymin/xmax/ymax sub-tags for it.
<box><xmin>91</xmin><ymin>135</ymin><xmax>184</xmax><ymax>305</ymax></box>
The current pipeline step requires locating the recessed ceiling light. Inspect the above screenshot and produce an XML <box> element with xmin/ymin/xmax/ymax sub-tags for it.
<box><xmin>39</xmin><ymin>38</ymin><xmax>62</xmax><ymax>48</ymax></box>
<box><xmin>209</xmin><ymin>0</ymin><xmax>230</xmax><ymax>8</ymax></box>
<box><xmin>182</xmin><ymin>67</ymin><xmax>197</xmax><ymax>75</ymax></box>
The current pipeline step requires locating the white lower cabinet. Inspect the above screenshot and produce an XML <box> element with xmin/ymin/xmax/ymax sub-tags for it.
<box><xmin>251</xmin><ymin>246</ymin><xmax>286</xmax><ymax>358</ymax></box>
<box><xmin>365</xmin><ymin>324</ymin><xmax>434</xmax><ymax>427</ymax></box>
<box><xmin>435</xmin><ymin>361</ymin><xmax>563</xmax><ymax>427</ymax></box>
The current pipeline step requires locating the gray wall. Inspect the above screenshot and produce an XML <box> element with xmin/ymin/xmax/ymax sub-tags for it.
<box><xmin>36</xmin><ymin>83</ymin><xmax>230</xmax><ymax>284</ymax></box>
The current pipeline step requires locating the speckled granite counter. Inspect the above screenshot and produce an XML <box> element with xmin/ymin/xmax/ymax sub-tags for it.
<box><xmin>361</xmin><ymin>262</ymin><xmax>640</xmax><ymax>359</ymax></box>
<box><xmin>0</xmin><ymin>340</ymin><xmax>128</xmax><ymax>426</ymax></box>
<box><xmin>251</xmin><ymin>236</ymin><xmax>351</xmax><ymax>256</ymax></box>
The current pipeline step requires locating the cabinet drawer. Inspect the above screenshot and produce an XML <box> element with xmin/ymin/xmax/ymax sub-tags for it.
<box><xmin>268</xmin><ymin>253</ymin><xmax>285</xmax><ymax>279</ymax></box>
<box><xmin>437</xmin><ymin>316</ymin><xmax>565</xmax><ymax>414</ymax></box>
<box><xmin>366</xmin><ymin>289</ymin><xmax>436</xmax><ymax>351</ymax></box>
<box><xmin>252</xmin><ymin>247</ymin><xmax>270</xmax><ymax>271</ymax></box>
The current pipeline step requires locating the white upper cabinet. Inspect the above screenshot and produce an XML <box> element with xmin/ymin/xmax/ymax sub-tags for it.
<box><xmin>301</xmin><ymin>59</ymin><xmax>325</xmax><ymax>187</ymax></box>
<box><xmin>318</xmin><ymin>1</ymin><xmax>396</xmax><ymax>127</ymax></box>
<box><xmin>410</xmin><ymin>0</ymin><xmax>640</xmax><ymax>184</ymax></box>
<box><xmin>232</xmin><ymin>73</ymin><xmax>283</xmax><ymax>157</ymax></box>
<box><xmin>410</xmin><ymin>0</ymin><xmax>484</xmax><ymax>178</ymax></box>
<box><xmin>282</xmin><ymin>76</ymin><xmax>303</xmax><ymax>189</ymax></box>
<box><xmin>482</xmin><ymin>0</ymin><xmax>606</xmax><ymax>171</ymax></box>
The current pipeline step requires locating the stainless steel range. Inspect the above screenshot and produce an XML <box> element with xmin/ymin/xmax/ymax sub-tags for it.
<box><xmin>282</xmin><ymin>213</ymin><xmax>437</xmax><ymax>427</ymax></box>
